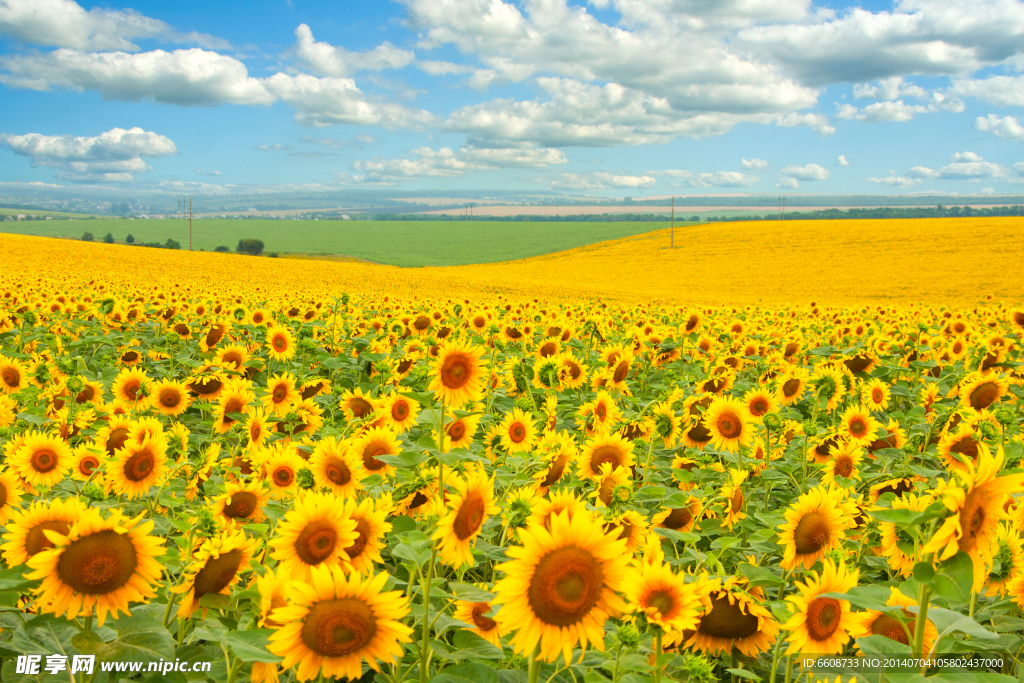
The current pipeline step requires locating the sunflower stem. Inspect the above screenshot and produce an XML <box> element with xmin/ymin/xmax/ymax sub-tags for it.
<box><xmin>913</xmin><ymin>581</ymin><xmax>932</xmax><ymax>672</ymax></box>
<box><xmin>224</xmin><ymin>655</ymin><xmax>242</xmax><ymax>683</ymax></box>
<box><xmin>652</xmin><ymin>629</ymin><xmax>664</xmax><ymax>683</ymax></box>
<box><xmin>783</xmin><ymin>654</ymin><xmax>794</xmax><ymax>683</ymax></box>
<box><xmin>768</xmin><ymin>626</ymin><xmax>785</xmax><ymax>683</ymax></box>
<box><xmin>641</xmin><ymin>436</ymin><xmax>656</xmax><ymax>486</ymax></box>
<box><xmin>161</xmin><ymin>591</ymin><xmax>178</xmax><ymax>628</ymax></box>
<box><xmin>419</xmin><ymin>543</ymin><xmax>438</xmax><ymax>683</ymax></box>
<box><xmin>611</xmin><ymin>642</ymin><xmax>623</xmax><ymax>682</ymax></box>
<box><xmin>527</xmin><ymin>644</ymin><xmax>541</xmax><ymax>683</ymax></box>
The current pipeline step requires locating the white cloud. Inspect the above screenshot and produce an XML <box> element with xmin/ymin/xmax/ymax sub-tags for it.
<box><xmin>974</xmin><ymin>114</ymin><xmax>1024</xmax><ymax>141</ymax></box>
<box><xmin>776</xmin><ymin>177</ymin><xmax>799</xmax><ymax>188</ymax></box>
<box><xmin>775</xmin><ymin>112</ymin><xmax>835</xmax><ymax>135</ymax></box>
<box><xmin>868</xmin><ymin>174</ymin><xmax>919</xmax><ymax>187</ymax></box>
<box><xmin>256</xmin><ymin>143</ymin><xmax>294</xmax><ymax>151</ymax></box>
<box><xmin>548</xmin><ymin>172</ymin><xmax>656</xmax><ymax>190</ymax></box>
<box><xmin>0</xmin><ymin>126</ymin><xmax>176</xmax><ymax>181</ymax></box>
<box><xmin>656</xmin><ymin>169</ymin><xmax>760</xmax><ymax>187</ymax></box>
<box><xmin>262</xmin><ymin>73</ymin><xmax>434</xmax><ymax>128</ymax></box>
<box><xmin>836</xmin><ymin>99</ymin><xmax>931</xmax><ymax>122</ymax></box>
<box><xmin>350</xmin><ymin>142</ymin><xmax>565</xmax><ymax>181</ymax></box>
<box><xmin>0</xmin><ymin>47</ymin><xmax>273</xmax><ymax>105</ymax></box>
<box><xmin>908</xmin><ymin>151</ymin><xmax>1007</xmax><ymax>179</ymax></box>
<box><xmin>416</xmin><ymin>60</ymin><xmax>474</xmax><ymax>76</ymax></box>
<box><xmin>951</xmin><ymin>75</ymin><xmax>1024</xmax><ymax>106</ymax></box>
<box><xmin>837</xmin><ymin>154</ymin><xmax>849</xmax><ymax>166</ymax></box>
<box><xmin>741</xmin><ymin>157</ymin><xmax>768</xmax><ymax>170</ymax></box>
<box><xmin>853</xmin><ymin>76</ymin><xmax>927</xmax><ymax>100</ymax></box>
<box><xmin>293</xmin><ymin>24</ymin><xmax>415</xmax><ymax>77</ymax></box>
<box><xmin>0</xmin><ymin>0</ymin><xmax>227</xmax><ymax>52</ymax></box>
<box><xmin>780</xmin><ymin>163</ymin><xmax>829</xmax><ymax>180</ymax></box>
<box><xmin>1014</xmin><ymin>162</ymin><xmax>1024</xmax><ymax>175</ymax></box>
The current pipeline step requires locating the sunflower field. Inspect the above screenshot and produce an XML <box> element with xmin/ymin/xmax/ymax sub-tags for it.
<box><xmin>0</xmin><ymin>232</ymin><xmax>1023</xmax><ymax>683</ymax></box>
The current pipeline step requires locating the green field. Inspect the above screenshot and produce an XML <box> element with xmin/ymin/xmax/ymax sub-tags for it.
<box><xmin>0</xmin><ymin>218</ymin><xmax>692</xmax><ymax>267</ymax></box>
<box><xmin>0</xmin><ymin>207</ymin><xmax>101</xmax><ymax>219</ymax></box>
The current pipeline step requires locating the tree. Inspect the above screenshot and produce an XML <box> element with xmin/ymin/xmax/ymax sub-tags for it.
<box><xmin>214</xmin><ymin>245</ymin><xmax>230</xmax><ymax>252</ymax></box>
<box><xmin>81</xmin><ymin>232</ymin><xmax>94</xmax><ymax>242</ymax></box>
<box><xmin>103</xmin><ymin>232</ymin><xmax>115</xmax><ymax>244</ymax></box>
<box><xmin>237</xmin><ymin>238</ymin><xmax>265</xmax><ymax>256</ymax></box>
<box><xmin>126</xmin><ymin>233</ymin><xmax>135</xmax><ymax>244</ymax></box>
<box><xmin>164</xmin><ymin>238</ymin><xmax>181</xmax><ymax>250</ymax></box>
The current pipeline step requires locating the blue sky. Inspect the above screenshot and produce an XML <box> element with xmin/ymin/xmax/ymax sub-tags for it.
<box><xmin>2</xmin><ymin>0</ymin><xmax>1024</xmax><ymax>196</ymax></box>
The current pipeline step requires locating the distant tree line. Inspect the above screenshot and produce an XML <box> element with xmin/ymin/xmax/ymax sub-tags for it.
<box><xmin>703</xmin><ymin>204</ymin><xmax>1024</xmax><ymax>222</ymax></box>
<box><xmin>355</xmin><ymin>213</ymin><xmax>699</xmax><ymax>222</ymax></box>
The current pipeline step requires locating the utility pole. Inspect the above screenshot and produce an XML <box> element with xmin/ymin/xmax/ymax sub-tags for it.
<box><xmin>670</xmin><ymin>196</ymin><xmax>674</xmax><ymax>248</ymax></box>
<box><xmin>189</xmin><ymin>198</ymin><xmax>193</xmax><ymax>251</ymax></box>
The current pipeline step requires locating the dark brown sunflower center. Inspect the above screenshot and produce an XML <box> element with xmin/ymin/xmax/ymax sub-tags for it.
<box><xmin>509</xmin><ymin>423</ymin><xmax>526</xmax><ymax>443</ymax></box>
<box><xmin>76</xmin><ymin>385</ymin><xmax>95</xmax><ymax>403</ymax></box>
<box><xmin>441</xmin><ymin>355</ymin><xmax>471</xmax><ymax>389</ymax></box>
<box><xmin>594</xmin><ymin>404</ymin><xmax>607</xmax><ymax>420</ymax></box>
<box><xmin>191</xmin><ymin>377</ymin><xmax>222</xmax><ymax>396</ymax></box>
<box><xmin>805</xmin><ymin>597</ymin><xmax>841</xmax><ymax>641</ymax></box>
<box><xmin>295</xmin><ymin>519</ymin><xmax>339</xmax><ymax>565</ymax></box>
<box><xmin>663</xmin><ymin>507</ymin><xmax>693</xmax><ymax>530</ymax></box>
<box><xmin>950</xmin><ymin>436</ymin><xmax>979</xmax><ymax>462</ymax></box>
<box><xmin>192</xmin><ymin>549</ymin><xmax>243</xmax><ymax>602</ymax></box>
<box><xmin>349</xmin><ymin>398</ymin><xmax>372</xmax><ymax>418</ymax></box>
<box><xmin>224</xmin><ymin>492</ymin><xmax>257</xmax><ymax>519</ymax></box>
<box><xmin>448</xmin><ymin>421</ymin><xmax>467</xmax><ymax>442</ymax></box>
<box><xmin>833</xmin><ymin>456</ymin><xmax>854</xmax><ymax>479</ymax></box>
<box><xmin>272</xmin><ymin>335</ymin><xmax>287</xmax><ymax>351</ymax></box>
<box><xmin>958</xmin><ymin>491</ymin><xmax>985</xmax><ymax>552</ymax></box>
<box><xmin>453</xmin><ymin>491</ymin><xmax>486</xmax><ymax>540</ymax></box>
<box><xmin>345</xmin><ymin>518</ymin><xmax>371</xmax><ymax>559</ymax></box>
<box><xmin>782</xmin><ymin>379</ymin><xmax>801</xmax><ymax>398</ymax></box>
<box><xmin>731</xmin><ymin>489</ymin><xmax>744</xmax><ymax>513</ymax></box>
<box><xmin>324</xmin><ymin>457</ymin><xmax>351</xmax><ymax>486</ymax></box>
<box><xmin>872</xmin><ymin>388</ymin><xmax>884</xmax><ymax>404</ymax></box>
<box><xmin>301</xmin><ymin>598</ymin><xmax>377</xmax><ymax>657</ymax></box>
<box><xmin>273</xmin><ymin>386</ymin><xmax>288</xmax><ymax>402</ymax></box>
<box><xmin>159</xmin><ymin>388</ymin><xmax>181</xmax><ymax>408</ymax></box>
<box><xmin>56</xmin><ymin>529</ymin><xmax>138</xmax><ymax>595</ymax></box>
<box><xmin>273</xmin><ymin>466</ymin><xmax>294</xmax><ymax>487</ymax></box>
<box><xmin>687</xmin><ymin>422</ymin><xmax>712</xmax><ymax>444</ymax></box>
<box><xmin>123</xmin><ymin>380</ymin><xmax>141</xmax><ymax>401</ymax></box>
<box><xmin>540</xmin><ymin>342</ymin><xmax>557</xmax><ymax>357</ymax></box>
<box><xmin>392</xmin><ymin>402</ymin><xmax>409</xmax><ymax>420</ymax></box>
<box><xmin>698</xmin><ymin>594</ymin><xmax>760</xmax><ymax>639</ymax></box>
<box><xmin>749</xmin><ymin>398</ymin><xmax>768</xmax><ymax>417</ymax></box>
<box><xmin>849</xmin><ymin>418</ymin><xmax>868</xmax><ymax>438</ymax></box>
<box><xmin>590</xmin><ymin>446</ymin><xmax>623</xmax><ymax>472</ymax></box>
<box><xmin>26</xmin><ymin>520</ymin><xmax>72</xmax><ymax>557</ymax></box>
<box><xmin>124</xmin><ymin>450</ymin><xmax>155</xmax><ymax>482</ymax></box>
<box><xmin>413</xmin><ymin>315</ymin><xmax>430</xmax><ymax>330</ymax></box>
<box><xmin>79</xmin><ymin>456</ymin><xmax>99</xmax><ymax>475</ymax></box>
<box><xmin>1</xmin><ymin>368</ymin><xmax>20</xmax><ymax>387</ymax></box>
<box><xmin>540</xmin><ymin>452</ymin><xmax>569</xmax><ymax>488</ymax></box>
<box><xmin>871</xmin><ymin>613</ymin><xmax>912</xmax><ymax>644</ymax></box>
<box><xmin>794</xmin><ymin>511</ymin><xmax>831</xmax><ymax>555</ymax></box>
<box><xmin>470</xmin><ymin>603</ymin><xmax>497</xmax><ymax>631</ymax></box>
<box><xmin>361</xmin><ymin>444</ymin><xmax>387</xmax><ymax>471</ymax></box>
<box><xmin>121</xmin><ymin>351</ymin><xmax>139</xmax><ymax>363</ymax></box>
<box><xmin>31</xmin><ymin>448</ymin><xmax>58</xmax><ymax>473</ymax></box>
<box><xmin>613</xmin><ymin>361</ymin><xmax>629</xmax><ymax>383</ymax></box>
<box><xmin>647</xmin><ymin>590</ymin><xmax>677</xmax><ymax>618</ymax></box>
<box><xmin>717</xmin><ymin>412</ymin><xmax>742</xmax><ymax>439</ymax></box>
<box><xmin>969</xmin><ymin>382</ymin><xmax>1000</xmax><ymax>411</ymax></box>
<box><xmin>528</xmin><ymin>546</ymin><xmax>604</xmax><ymax>627</ymax></box>
<box><xmin>105</xmin><ymin>427</ymin><xmax>130</xmax><ymax>455</ymax></box>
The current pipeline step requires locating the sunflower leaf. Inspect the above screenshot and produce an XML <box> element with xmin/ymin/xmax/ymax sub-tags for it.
<box><xmin>928</xmin><ymin>551</ymin><xmax>974</xmax><ymax>603</ymax></box>
<box><xmin>908</xmin><ymin>606</ymin><xmax>1000</xmax><ymax>641</ymax></box>
<box><xmin>727</xmin><ymin>669</ymin><xmax>762</xmax><ymax>681</ymax></box>
<box><xmin>820</xmin><ymin>585</ymin><xmax>901</xmax><ymax>613</ymax></box>
<box><xmin>222</xmin><ymin>630</ymin><xmax>282</xmax><ymax>663</ymax></box>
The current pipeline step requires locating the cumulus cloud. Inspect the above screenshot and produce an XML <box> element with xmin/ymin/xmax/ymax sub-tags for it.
<box><xmin>0</xmin><ymin>47</ymin><xmax>273</xmax><ymax>105</ymax></box>
<box><xmin>350</xmin><ymin>142</ymin><xmax>565</xmax><ymax>181</ymax></box>
<box><xmin>974</xmin><ymin>114</ymin><xmax>1024</xmax><ymax>141</ymax></box>
<box><xmin>0</xmin><ymin>0</ymin><xmax>227</xmax><ymax>52</ymax></box>
<box><xmin>853</xmin><ymin>76</ymin><xmax>927</xmax><ymax>100</ymax></box>
<box><xmin>775</xmin><ymin>112</ymin><xmax>835</xmax><ymax>135</ymax></box>
<box><xmin>547</xmin><ymin>172</ymin><xmax>656</xmax><ymax>190</ymax></box>
<box><xmin>776</xmin><ymin>177</ymin><xmax>800</xmax><ymax>188</ymax></box>
<box><xmin>256</xmin><ymin>143</ymin><xmax>294</xmax><ymax>151</ymax></box>
<box><xmin>951</xmin><ymin>75</ymin><xmax>1024</xmax><ymax>106</ymax></box>
<box><xmin>741</xmin><ymin>157</ymin><xmax>768</xmax><ymax>170</ymax></box>
<box><xmin>837</xmin><ymin>154</ymin><xmax>849</xmax><ymax>166</ymax></box>
<box><xmin>416</xmin><ymin>60</ymin><xmax>474</xmax><ymax>76</ymax></box>
<box><xmin>262</xmin><ymin>73</ymin><xmax>434</xmax><ymax>128</ymax></box>
<box><xmin>780</xmin><ymin>163</ymin><xmax>829</xmax><ymax>180</ymax></box>
<box><xmin>293</xmin><ymin>24</ymin><xmax>415</xmax><ymax>77</ymax></box>
<box><xmin>908</xmin><ymin>151</ymin><xmax>1008</xmax><ymax>179</ymax></box>
<box><xmin>0</xmin><ymin>126</ymin><xmax>176</xmax><ymax>181</ymax></box>
<box><xmin>868</xmin><ymin>174</ymin><xmax>919</xmax><ymax>187</ymax></box>
<box><xmin>655</xmin><ymin>169</ymin><xmax>759</xmax><ymax>187</ymax></box>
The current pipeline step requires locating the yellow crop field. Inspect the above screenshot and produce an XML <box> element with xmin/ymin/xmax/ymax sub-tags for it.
<box><xmin>0</xmin><ymin>221</ymin><xmax>1022</xmax><ymax>683</ymax></box>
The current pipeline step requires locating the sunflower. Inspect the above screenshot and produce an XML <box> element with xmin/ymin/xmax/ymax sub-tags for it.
<box><xmin>349</xmin><ymin>426</ymin><xmax>401</xmax><ymax>479</ymax></box>
<box><xmin>703</xmin><ymin>397</ymin><xmax>753</xmax><ymax>452</ymax></box>
<box><xmin>108</xmin><ymin>435</ymin><xmax>167</xmax><ymax>499</ymax></box>
<box><xmin>650</xmin><ymin>402</ymin><xmax>681</xmax><ymax>447</ymax></box>
<box><xmin>959</xmin><ymin>372</ymin><xmax>1008</xmax><ymax>411</ymax></box>
<box><xmin>719</xmin><ymin>469</ymin><xmax>747</xmax><ymax>530</ymax></box>
<box><xmin>381</xmin><ymin>393</ymin><xmax>419</xmax><ymax>433</ymax></box>
<box><xmin>93</xmin><ymin>414</ymin><xmax>133</xmax><ymax>456</ymax></box>
<box><xmin>269</xmin><ymin>491</ymin><xmax>359</xmax><ymax>583</ymax></box>
<box><xmin>848</xmin><ymin>586</ymin><xmax>937</xmax><ymax>652</ymax></box>
<box><xmin>71</xmin><ymin>444</ymin><xmax>105</xmax><ymax>483</ymax></box>
<box><xmin>245</xmin><ymin>407</ymin><xmax>272</xmax><ymax>450</ymax></box>
<box><xmin>821</xmin><ymin>441</ymin><xmax>863</xmax><ymax>486</ymax></box>
<box><xmin>779</xmin><ymin>487</ymin><xmax>852</xmax><ymax>570</ymax></box>
<box><xmin>1</xmin><ymin>496</ymin><xmax>85</xmax><ymax>567</ymax></box>
<box><xmin>776</xmin><ymin>369</ymin><xmax>807</xmax><ymax>406</ymax></box>
<box><xmin>922</xmin><ymin>445</ymin><xmax>1024</xmax><ymax>593</ymax></box>
<box><xmin>213</xmin><ymin>382</ymin><xmax>255</xmax><ymax>434</ymax></box>
<box><xmin>214</xmin><ymin>478</ymin><xmax>271</xmax><ymax>524</ymax></box>
<box><xmin>498</xmin><ymin>407</ymin><xmax>538</xmax><ymax>454</ymax></box>
<box><xmin>26</xmin><ymin>507</ymin><xmax>164</xmax><ymax>626</ymax></box>
<box><xmin>590</xmin><ymin>463</ymin><xmax>631</xmax><ymax>508</ymax></box>
<box><xmin>687</xmin><ymin>576</ymin><xmax>777</xmax><ymax>657</ymax></box>
<box><xmin>937</xmin><ymin>426</ymin><xmax>982</xmax><ymax>473</ymax></box>
<box><xmin>216</xmin><ymin>343</ymin><xmax>250</xmax><ymax>372</ymax></box>
<box><xmin>341</xmin><ymin>497</ymin><xmax>392</xmax><ymax>576</ymax></box>
<box><xmin>0</xmin><ymin>394</ymin><xmax>16</xmax><ymax>428</ymax></box>
<box><xmin>743</xmin><ymin>388</ymin><xmax>777</xmax><ymax>419</ymax></box>
<box><xmin>862</xmin><ymin>378</ymin><xmax>891</xmax><ymax>411</ymax></box>
<box><xmin>454</xmin><ymin>599</ymin><xmax>505</xmax><ymax>647</ymax></box>
<box><xmin>576</xmin><ymin>390</ymin><xmax>621</xmax><ymax>435</ymax></box>
<box><xmin>0</xmin><ymin>356</ymin><xmax>27</xmax><ymax>394</ymax></box>
<box><xmin>782</xmin><ymin>558</ymin><xmax>859</xmax><ymax>655</ymax></box>
<box><xmin>444</xmin><ymin>409</ymin><xmax>483</xmax><ymax>451</ymax></box>
<box><xmin>310</xmin><ymin>437</ymin><xmax>365</xmax><ymax>498</ymax></box>
<box><xmin>263</xmin><ymin>372</ymin><xmax>298</xmax><ymax>416</ymax></box>
<box><xmin>532</xmin><ymin>355</ymin><xmax>562</xmax><ymax>391</ymax></box>
<box><xmin>839</xmin><ymin>405</ymin><xmax>880</xmax><ymax>446</ymax></box>
<box><xmin>866</xmin><ymin>419</ymin><xmax>907</xmax><ymax>454</ymax></box>
<box><xmin>260</xmin><ymin>444</ymin><xmax>306</xmax><ymax>499</ymax></box>
<box><xmin>277</xmin><ymin>397</ymin><xmax>323</xmax><ymax>437</ymax></box>
<box><xmin>652</xmin><ymin>495</ymin><xmax>702</xmax><ymax>534</ymax></box>
<box><xmin>577</xmin><ymin>432</ymin><xmax>635</xmax><ymax>481</ymax></box>
<box><xmin>494</xmin><ymin>509</ymin><xmax>631</xmax><ymax>664</ymax></box>
<box><xmin>986</xmin><ymin>525</ymin><xmax>1023</xmax><ymax>596</ymax></box>
<box><xmin>150</xmin><ymin>378</ymin><xmax>191</xmax><ymax>417</ymax></box>
<box><xmin>172</xmin><ymin>528</ymin><xmax>257</xmax><ymax>617</ymax></box>
<box><xmin>434</xmin><ymin>466</ymin><xmax>499</xmax><ymax>568</ymax></box>
<box><xmin>429</xmin><ymin>341</ymin><xmax>486</xmax><ymax>406</ymax></box>
<box><xmin>111</xmin><ymin>367</ymin><xmax>149</xmax><ymax>408</ymax></box>
<box><xmin>11</xmin><ymin>430</ymin><xmax>72</xmax><ymax>488</ymax></box>
<box><xmin>72</xmin><ymin>379</ymin><xmax>105</xmax><ymax>407</ymax></box>
<box><xmin>0</xmin><ymin>470</ymin><xmax>24</xmax><ymax>525</ymax></box>
<box><xmin>603</xmin><ymin>509</ymin><xmax>648</xmax><ymax>555</ymax></box>
<box><xmin>529</xmin><ymin>489</ymin><xmax>587</xmax><ymax>531</ymax></box>
<box><xmin>267</xmin><ymin>566</ymin><xmax>412</xmax><ymax>682</ymax></box>
<box><xmin>625</xmin><ymin>560</ymin><xmax>703</xmax><ymax>633</ymax></box>
<box><xmin>187</xmin><ymin>365</ymin><xmax>229</xmax><ymax>401</ymax></box>
<box><xmin>338</xmin><ymin>387</ymin><xmax>379</xmax><ymax>421</ymax></box>
<box><xmin>265</xmin><ymin>324</ymin><xmax>296</xmax><ymax>361</ymax></box>
<box><xmin>199</xmin><ymin>320</ymin><xmax>231</xmax><ymax>352</ymax></box>
<box><xmin>558</xmin><ymin>353</ymin><xmax>588</xmax><ymax>390</ymax></box>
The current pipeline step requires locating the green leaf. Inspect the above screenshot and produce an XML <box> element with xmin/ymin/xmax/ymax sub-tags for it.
<box><xmin>739</xmin><ymin>563</ymin><xmax>784</xmax><ymax>588</ymax></box>
<box><xmin>106</xmin><ymin>614</ymin><xmax>176</xmax><ymax>663</ymax></box>
<box><xmin>929</xmin><ymin>552</ymin><xmax>974</xmax><ymax>603</ymax></box>
<box><xmin>727</xmin><ymin>669</ymin><xmax>762</xmax><ymax>681</ymax></box>
<box><xmin>912</xmin><ymin>562</ymin><xmax>935</xmax><ymax>583</ymax></box>
<box><xmin>653</xmin><ymin>527</ymin><xmax>699</xmax><ymax>544</ymax></box>
<box><xmin>431</xmin><ymin>662</ymin><xmax>502</xmax><ymax>683</ymax></box>
<box><xmin>390</xmin><ymin>514</ymin><xmax>417</xmax><ymax>535</ymax></box>
<box><xmin>223</xmin><ymin>630</ymin><xmax>283</xmax><ymax>663</ymax></box>
<box><xmin>392</xmin><ymin>531</ymin><xmax>433</xmax><ymax>566</ymax></box>
<box><xmin>820</xmin><ymin>585</ymin><xmax>899</xmax><ymax>613</ymax></box>
<box><xmin>377</xmin><ymin>450</ymin><xmax>428</xmax><ymax>468</ymax></box>
<box><xmin>10</xmin><ymin>614</ymin><xmax>79</xmax><ymax>656</ymax></box>
<box><xmin>913</xmin><ymin>606</ymin><xmax>1000</xmax><ymax>641</ymax></box>
<box><xmin>856</xmin><ymin>634</ymin><xmax>912</xmax><ymax>655</ymax></box>
<box><xmin>448</xmin><ymin>582</ymin><xmax>496</xmax><ymax>602</ymax></box>
<box><xmin>198</xmin><ymin>593</ymin><xmax>234</xmax><ymax>610</ymax></box>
